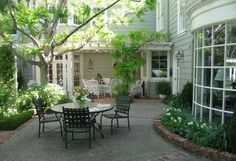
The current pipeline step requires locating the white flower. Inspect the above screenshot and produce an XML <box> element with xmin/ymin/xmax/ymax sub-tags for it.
<box><xmin>166</xmin><ymin>112</ymin><xmax>171</xmax><ymax>116</ymax></box>
<box><xmin>187</xmin><ymin>121</ymin><xmax>194</xmax><ymax>126</ymax></box>
<box><xmin>177</xmin><ymin>117</ymin><xmax>182</xmax><ymax>121</ymax></box>
<box><xmin>174</xmin><ymin>119</ymin><xmax>177</xmax><ymax>122</ymax></box>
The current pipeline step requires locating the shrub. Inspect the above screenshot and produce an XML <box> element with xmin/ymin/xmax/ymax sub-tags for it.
<box><xmin>228</xmin><ymin>112</ymin><xmax>236</xmax><ymax>153</ymax></box>
<box><xmin>16</xmin><ymin>90</ymin><xmax>35</xmax><ymax>112</ymax></box>
<box><xmin>0</xmin><ymin>79</ymin><xmax>16</xmax><ymax>116</ymax></box>
<box><xmin>30</xmin><ymin>83</ymin><xmax>69</xmax><ymax>109</ymax></box>
<box><xmin>180</xmin><ymin>81</ymin><xmax>193</xmax><ymax>109</ymax></box>
<box><xmin>0</xmin><ymin>109</ymin><xmax>34</xmax><ymax>130</ymax></box>
<box><xmin>155</xmin><ymin>81</ymin><xmax>171</xmax><ymax>96</ymax></box>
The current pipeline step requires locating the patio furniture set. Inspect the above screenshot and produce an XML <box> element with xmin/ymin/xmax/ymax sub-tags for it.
<box><xmin>82</xmin><ymin>78</ymin><xmax>144</xmax><ymax>99</ymax></box>
<box><xmin>34</xmin><ymin>95</ymin><xmax>132</xmax><ymax>149</ymax></box>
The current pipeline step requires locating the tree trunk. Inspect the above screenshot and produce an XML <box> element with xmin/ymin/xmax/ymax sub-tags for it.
<box><xmin>39</xmin><ymin>63</ymin><xmax>48</xmax><ymax>83</ymax></box>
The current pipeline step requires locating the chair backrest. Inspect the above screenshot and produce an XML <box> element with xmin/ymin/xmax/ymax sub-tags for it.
<box><xmin>137</xmin><ymin>80</ymin><xmax>143</xmax><ymax>87</ymax></box>
<box><xmin>103</xmin><ymin>78</ymin><xmax>111</xmax><ymax>86</ymax></box>
<box><xmin>82</xmin><ymin>79</ymin><xmax>89</xmax><ymax>88</ymax></box>
<box><xmin>88</xmin><ymin>80</ymin><xmax>99</xmax><ymax>94</ymax></box>
<box><xmin>115</xmin><ymin>95</ymin><xmax>132</xmax><ymax>114</ymax></box>
<box><xmin>34</xmin><ymin>99</ymin><xmax>44</xmax><ymax>119</ymax></box>
<box><xmin>63</xmin><ymin>107</ymin><xmax>90</xmax><ymax>129</ymax></box>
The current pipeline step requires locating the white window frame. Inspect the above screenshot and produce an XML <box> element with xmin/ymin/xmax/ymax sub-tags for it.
<box><xmin>177</xmin><ymin>0</ymin><xmax>186</xmax><ymax>35</ymax></box>
<box><xmin>156</xmin><ymin>0</ymin><xmax>164</xmax><ymax>31</ymax></box>
<box><xmin>150</xmin><ymin>51</ymin><xmax>170</xmax><ymax>81</ymax></box>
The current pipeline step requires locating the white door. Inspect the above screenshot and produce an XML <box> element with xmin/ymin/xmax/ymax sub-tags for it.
<box><xmin>172</xmin><ymin>54</ymin><xmax>179</xmax><ymax>94</ymax></box>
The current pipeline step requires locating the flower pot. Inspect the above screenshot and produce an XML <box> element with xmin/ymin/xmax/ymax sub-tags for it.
<box><xmin>159</xmin><ymin>94</ymin><xmax>167</xmax><ymax>100</ymax></box>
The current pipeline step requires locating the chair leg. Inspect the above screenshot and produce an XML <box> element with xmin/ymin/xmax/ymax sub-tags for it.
<box><xmin>38</xmin><ymin>123</ymin><xmax>41</xmax><ymax>138</ymax></box>
<box><xmin>99</xmin><ymin>113</ymin><xmax>103</xmax><ymax>130</ymax></box>
<box><xmin>42</xmin><ymin>122</ymin><xmax>45</xmax><ymax>132</ymax></box>
<box><xmin>111</xmin><ymin>119</ymin><xmax>114</xmax><ymax>135</ymax></box>
<box><xmin>128</xmin><ymin>117</ymin><xmax>130</xmax><ymax>132</ymax></box>
<box><xmin>116</xmin><ymin>118</ymin><xmax>119</xmax><ymax>127</ymax></box>
<box><xmin>89</xmin><ymin>129</ymin><xmax>91</xmax><ymax>149</ymax></box>
<box><xmin>65</xmin><ymin>130</ymin><xmax>68</xmax><ymax>149</ymax></box>
<box><xmin>93</xmin><ymin>126</ymin><xmax>95</xmax><ymax>140</ymax></box>
<box><xmin>59</xmin><ymin>120</ymin><xmax>63</xmax><ymax>137</ymax></box>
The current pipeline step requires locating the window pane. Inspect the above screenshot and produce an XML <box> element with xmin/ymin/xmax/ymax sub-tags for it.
<box><xmin>213</xmin><ymin>24</ymin><xmax>225</xmax><ymax>45</ymax></box>
<box><xmin>213</xmin><ymin>47</ymin><xmax>224</xmax><ymax>66</ymax></box>
<box><xmin>197</xmin><ymin>30</ymin><xmax>203</xmax><ymax>48</ymax></box>
<box><xmin>197</xmin><ymin>68</ymin><xmax>202</xmax><ymax>85</ymax></box>
<box><xmin>57</xmin><ymin>63</ymin><xmax>63</xmax><ymax>86</ymax></box>
<box><xmin>213</xmin><ymin>68</ymin><xmax>224</xmax><ymax>88</ymax></box>
<box><xmin>227</xmin><ymin>21</ymin><xmax>236</xmax><ymax>43</ymax></box>
<box><xmin>212</xmin><ymin>89</ymin><xmax>223</xmax><ymax>109</ymax></box>
<box><xmin>202</xmin><ymin>108</ymin><xmax>210</xmax><ymax>122</ymax></box>
<box><xmin>225</xmin><ymin>68</ymin><xmax>236</xmax><ymax>89</ymax></box>
<box><xmin>226</xmin><ymin>45</ymin><xmax>236</xmax><ymax>66</ymax></box>
<box><xmin>204</xmin><ymin>27</ymin><xmax>212</xmax><ymax>46</ymax></box>
<box><xmin>204</xmin><ymin>48</ymin><xmax>211</xmax><ymax>66</ymax></box>
<box><xmin>196</xmin><ymin>87</ymin><xmax>201</xmax><ymax>104</ymax></box>
<box><xmin>225</xmin><ymin>91</ymin><xmax>236</xmax><ymax>112</ymax></box>
<box><xmin>198</xmin><ymin>49</ymin><xmax>202</xmax><ymax>66</ymax></box>
<box><xmin>151</xmin><ymin>52</ymin><xmax>168</xmax><ymax>78</ymax></box>
<box><xmin>203</xmin><ymin>68</ymin><xmax>211</xmax><ymax>86</ymax></box>
<box><xmin>203</xmin><ymin>88</ymin><xmax>210</xmax><ymax>107</ymax></box>
<box><xmin>212</xmin><ymin>109</ymin><xmax>222</xmax><ymax>124</ymax></box>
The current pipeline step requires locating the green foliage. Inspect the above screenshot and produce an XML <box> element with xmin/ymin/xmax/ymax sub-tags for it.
<box><xmin>111</xmin><ymin>30</ymin><xmax>168</xmax><ymax>95</ymax></box>
<box><xmin>161</xmin><ymin>106</ymin><xmax>229</xmax><ymax>151</ymax></box>
<box><xmin>180</xmin><ymin>82</ymin><xmax>193</xmax><ymax>109</ymax></box>
<box><xmin>0</xmin><ymin>109</ymin><xmax>34</xmax><ymax>130</ymax></box>
<box><xmin>168</xmin><ymin>81</ymin><xmax>193</xmax><ymax>110</ymax></box>
<box><xmin>0</xmin><ymin>46</ymin><xmax>15</xmax><ymax>82</ymax></box>
<box><xmin>29</xmin><ymin>83</ymin><xmax>69</xmax><ymax>110</ymax></box>
<box><xmin>228</xmin><ymin>112</ymin><xmax>236</xmax><ymax>153</ymax></box>
<box><xmin>155</xmin><ymin>80</ymin><xmax>171</xmax><ymax>96</ymax></box>
<box><xmin>15</xmin><ymin>83</ymin><xmax>69</xmax><ymax>112</ymax></box>
<box><xmin>0</xmin><ymin>79</ymin><xmax>16</xmax><ymax>116</ymax></box>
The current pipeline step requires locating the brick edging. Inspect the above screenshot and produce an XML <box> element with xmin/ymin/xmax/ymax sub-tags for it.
<box><xmin>153</xmin><ymin>118</ymin><xmax>236</xmax><ymax>161</ymax></box>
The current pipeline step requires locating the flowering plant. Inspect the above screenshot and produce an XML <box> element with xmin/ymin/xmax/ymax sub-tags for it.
<box><xmin>73</xmin><ymin>87</ymin><xmax>89</xmax><ymax>107</ymax></box>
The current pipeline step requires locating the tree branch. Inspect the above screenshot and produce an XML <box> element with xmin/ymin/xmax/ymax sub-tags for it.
<box><xmin>55</xmin><ymin>0</ymin><xmax>121</xmax><ymax>47</ymax></box>
<box><xmin>7</xmin><ymin>0</ymin><xmax>40</xmax><ymax>47</ymax></box>
<box><xmin>56</xmin><ymin>25</ymin><xmax>104</xmax><ymax>56</ymax></box>
<box><xmin>10</xmin><ymin>47</ymin><xmax>40</xmax><ymax>66</ymax></box>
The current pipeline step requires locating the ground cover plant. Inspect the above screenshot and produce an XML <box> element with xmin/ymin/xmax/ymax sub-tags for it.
<box><xmin>161</xmin><ymin>82</ymin><xmax>235</xmax><ymax>153</ymax></box>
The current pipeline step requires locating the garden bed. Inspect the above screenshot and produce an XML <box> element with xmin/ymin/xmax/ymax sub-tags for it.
<box><xmin>153</xmin><ymin>118</ymin><xmax>236</xmax><ymax>161</ymax></box>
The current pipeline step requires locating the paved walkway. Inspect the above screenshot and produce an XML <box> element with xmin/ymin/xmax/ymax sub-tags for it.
<box><xmin>0</xmin><ymin>99</ymin><xmax>210</xmax><ymax>161</ymax></box>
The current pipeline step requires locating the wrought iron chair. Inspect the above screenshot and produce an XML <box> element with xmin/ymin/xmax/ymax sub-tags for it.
<box><xmin>62</xmin><ymin>107</ymin><xmax>95</xmax><ymax>149</ymax></box>
<box><xmin>88</xmin><ymin>80</ymin><xmax>100</xmax><ymax>99</ymax></box>
<box><xmin>34</xmin><ymin>99</ymin><xmax>63</xmax><ymax>138</ymax></box>
<box><xmin>100</xmin><ymin>95</ymin><xmax>132</xmax><ymax>134</ymax></box>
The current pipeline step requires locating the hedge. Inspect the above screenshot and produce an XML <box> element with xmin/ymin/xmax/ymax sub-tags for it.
<box><xmin>0</xmin><ymin>110</ymin><xmax>34</xmax><ymax>130</ymax></box>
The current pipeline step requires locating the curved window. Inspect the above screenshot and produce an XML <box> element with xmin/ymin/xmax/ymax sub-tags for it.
<box><xmin>193</xmin><ymin>21</ymin><xmax>236</xmax><ymax>124</ymax></box>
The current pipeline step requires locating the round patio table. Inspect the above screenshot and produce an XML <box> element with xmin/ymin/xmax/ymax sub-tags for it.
<box><xmin>51</xmin><ymin>102</ymin><xmax>113</xmax><ymax>114</ymax></box>
<box><xmin>51</xmin><ymin>102</ymin><xmax>113</xmax><ymax>138</ymax></box>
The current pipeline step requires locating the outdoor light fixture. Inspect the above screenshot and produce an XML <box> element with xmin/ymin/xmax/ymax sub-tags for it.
<box><xmin>175</xmin><ymin>50</ymin><xmax>184</xmax><ymax>60</ymax></box>
<box><xmin>88</xmin><ymin>58</ymin><xmax>93</xmax><ymax>72</ymax></box>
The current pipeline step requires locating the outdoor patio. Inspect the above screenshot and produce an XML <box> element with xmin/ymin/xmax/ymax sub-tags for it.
<box><xmin>0</xmin><ymin>99</ymin><xmax>209</xmax><ymax>161</ymax></box>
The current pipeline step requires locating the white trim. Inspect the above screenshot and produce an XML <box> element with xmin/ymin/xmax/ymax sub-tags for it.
<box><xmin>190</xmin><ymin>0</ymin><xmax>236</xmax><ymax>30</ymax></box>
<box><xmin>156</xmin><ymin>0</ymin><xmax>163</xmax><ymax>31</ymax></box>
<box><xmin>177</xmin><ymin>0</ymin><xmax>186</xmax><ymax>34</ymax></box>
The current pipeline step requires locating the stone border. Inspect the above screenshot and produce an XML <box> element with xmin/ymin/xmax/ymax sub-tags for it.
<box><xmin>153</xmin><ymin>118</ymin><xmax>236</xmax><ymax>161</ymax></box>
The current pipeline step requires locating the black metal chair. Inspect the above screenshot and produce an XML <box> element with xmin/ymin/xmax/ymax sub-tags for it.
<box><xmin>62</xmin><ymin>107</ymin><xmax>95</xmax><ymax>149</ymax></box>
<box><xmin>100</xmin><ymin>95</ymin><xmax>132</xmax><ymax>135</ymax></box>
<box><xmin>34</xmin><ymin>99</ymin><xmax>63</xmax><ymax>138</ymax></box>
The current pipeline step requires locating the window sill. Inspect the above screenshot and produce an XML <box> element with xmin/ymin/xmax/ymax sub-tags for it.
<box><xmin>177</xmin><ymin>30</ymin><xmax>186</xmax><ymax>37</ymax></box>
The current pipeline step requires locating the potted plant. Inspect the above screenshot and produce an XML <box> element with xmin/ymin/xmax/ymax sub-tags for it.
<box><xmin>155</xmin><ymin>80</ymin><xmax>171</xmax><ymax>99</ymax></box>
